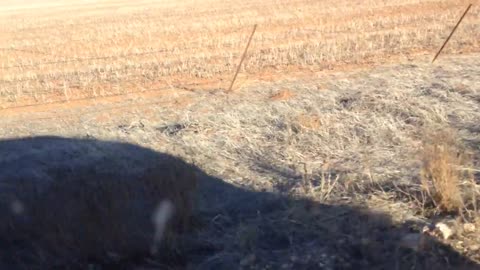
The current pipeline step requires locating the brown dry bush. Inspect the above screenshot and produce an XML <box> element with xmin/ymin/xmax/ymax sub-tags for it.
<box><xmin>420</xmin><ymin>129</ymin><xmax>470</xmax><ymax>215</ymax></box>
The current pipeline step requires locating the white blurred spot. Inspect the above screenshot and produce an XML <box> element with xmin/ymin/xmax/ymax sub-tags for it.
<box><xmin>10</xmin><ymin>199</ymin><xmax>24</xmax><ymax>215</ymax></box>
<box><xmin>435</xmin><ymin>222</ymin><xmax>455</xmax><ymax>240</ymax></box>
<box><xmin>150</xmin><ymin>200</ymin><xmax>174</xmax><ymax>255</ymax></box>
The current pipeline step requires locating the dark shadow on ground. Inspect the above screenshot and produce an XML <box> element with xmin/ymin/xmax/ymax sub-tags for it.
<box><xmin>0</xmin><ymin>136</ymin><xmax>478</xmax><ymax>270</ymax></box>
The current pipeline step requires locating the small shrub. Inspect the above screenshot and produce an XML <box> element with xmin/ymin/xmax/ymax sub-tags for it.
<box><xmin>420</xmin><ymin>130</ymin><xmax>467</xmax><ymax>214</ymax></box>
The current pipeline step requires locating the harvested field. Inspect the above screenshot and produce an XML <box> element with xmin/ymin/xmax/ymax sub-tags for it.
<box><xmin>0</xmin><ymin>0</ymin><xmax>479</xmax><ymax>269</ymax></box>
<box><xmin>0</xmin><ymin>0</ymin><xmax>478</xmax><ymax>108</ymax></box>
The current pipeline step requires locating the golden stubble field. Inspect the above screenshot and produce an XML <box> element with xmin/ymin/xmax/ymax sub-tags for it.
<box><xmin>0</xmin><ymin>0</ymin><xmax>478</xmax><ymax>109</ymax></box>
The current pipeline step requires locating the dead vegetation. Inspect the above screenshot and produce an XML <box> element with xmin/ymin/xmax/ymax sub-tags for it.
<box><xmin>0</xmin><ymin>0</ymin><xmax>479</xmax><ymax>269</ymax></box>
<box><xmin>420</xmin><ymin>129</ymin><xmax>476</xmax><ymax>215</ymax></box>
<box><xmin>2</xmin><ymin>54</ymin><xmax>478</xmax><ymax>268</ymax></box>
<box><xmin>0</xmin><ymin>138</ymin><xmax>198</xmax><ymax>267</ymax></box>
<box><xmin>0</xmin><ymin>0</ymin><xmax>479</xmax><ymax>108</ymax></box>
<box><xmin>0</xmin><ymin>56</ymin><xmax>479</xmax><ymax>268</ymax></box>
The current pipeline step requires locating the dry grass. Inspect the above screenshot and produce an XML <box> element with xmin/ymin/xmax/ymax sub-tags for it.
<box><xmin>419</xmin><ymin>128</ymin><xmax>480</xmax><ymax>220</ymax></box>
<box><xmin>1</xmin><ymin>53</ymin><xmax>479</xmax><ymax>268</ymax></box>
<box><xmin>421</xmin><ymin>129</ymin><xmax>467</xmax><ymax>214</ymax></box>
<box><xmin>0</xmin><ymin>0</ymin><xmax>479</xmax><ymax>108</ymax></box>
<box><xmin>0</xmin><ymin>138</ymin><xmax>197</xmax><ymax>266</ymax></box>
<box><xmin>0</xmin><ymin>0</ymin><xmax>480</xmax><ymax>268</ymax></box>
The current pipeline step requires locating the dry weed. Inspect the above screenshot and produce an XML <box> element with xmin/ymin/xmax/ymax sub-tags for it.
<box><xmin>300</xmin><ymin>162</ymin><xmax>340</xmax><ymax>201</ymax></box>
<box><xmin>420</xmin><ymin>129</ymin><xmax>469</xmax><ymax>215</ymax></box>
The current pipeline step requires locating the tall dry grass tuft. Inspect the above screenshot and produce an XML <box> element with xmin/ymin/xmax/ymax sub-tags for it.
<box><xmin>420</xmin><ymin>129</ymin><xmax>468</xmax><ymax>215</ymax></box>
